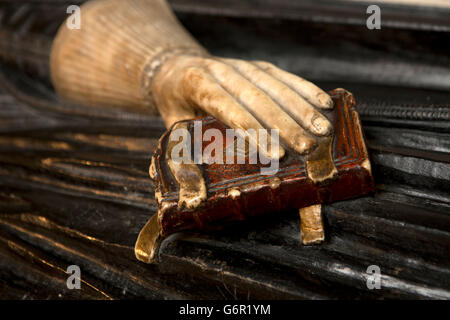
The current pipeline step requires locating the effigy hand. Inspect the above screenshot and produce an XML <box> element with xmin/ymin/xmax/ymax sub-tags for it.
<box><xmin>152</xmin><ymin>55</ymin><xmax>334</xmax><ymax>158</ymax></box>
<box><xmin>50</xmin><ymin>0</ymin><xmax>333</xmax><ymax>158</ymax></box>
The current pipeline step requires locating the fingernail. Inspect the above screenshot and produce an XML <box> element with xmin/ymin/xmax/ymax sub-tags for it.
<box><xmin>311</xmin><ymin>115</ymin><xmax>332</xmax><ymax>136</ymax></box>
<box><xmin>318</xmin><ymin>93</ymin><xmax>334</xmax><ymax>109</ymax></box>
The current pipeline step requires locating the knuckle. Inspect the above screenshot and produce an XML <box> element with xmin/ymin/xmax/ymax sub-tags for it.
<box><xmin>181</xmin><ymin>67</ymin><xmax>206</xmax><ymax>100</ymax></box>
<box><xmin>202</xmin><ymin>57</ymin><xmax>219</xmax><ymax>68</ymax></box>
<box><xmin>294</xmin><ymin>76</ymin><xmax>307</xmax><ymax>84</ymax></box>
<box><xmin>182</xmin><ymin>67</ymin><xmax>203</xmax><ymax>83</ymax></box>
<box><xmin>205</xmin><ymin>59</ymin><xmax>232</xmax><ymax>74</ymax></box>
<box><xmin>253</xmin><ymin>60</ymin><xmax>275</xmax><ymax>70</ymax></box>
<box><xmin>218</xmin><ymin>57</ymin><xmax>236</xmax><ymax>64</ymax></box>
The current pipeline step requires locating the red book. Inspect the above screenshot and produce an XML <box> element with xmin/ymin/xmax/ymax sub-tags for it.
<box><xmin>135</xmin><ymin>88</ymin><xmax>375</xmax><ymax>263</ymax></box>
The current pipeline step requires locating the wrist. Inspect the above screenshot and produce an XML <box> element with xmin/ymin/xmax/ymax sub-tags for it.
<box><xmin>143</xmin><ymin>47</ymin><xmax>207</xmax><ymax>94</ymax></box>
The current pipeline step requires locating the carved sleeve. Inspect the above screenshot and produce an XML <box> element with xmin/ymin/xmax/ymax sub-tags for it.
<box><xmin>50</xmin><ymin>0</ymin><xmax>208</xmax><ymax>115</ymax></box>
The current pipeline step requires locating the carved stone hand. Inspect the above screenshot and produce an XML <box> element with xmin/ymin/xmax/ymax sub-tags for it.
<box><xmin>50</xmin><ymin>0</ymin><xmax>334</xmax><ymax>157</ymax></box>
<box><xmin>152</xmin><ymin>55</ymin><xmax>334</xmax><ymax>157</ymax></box>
